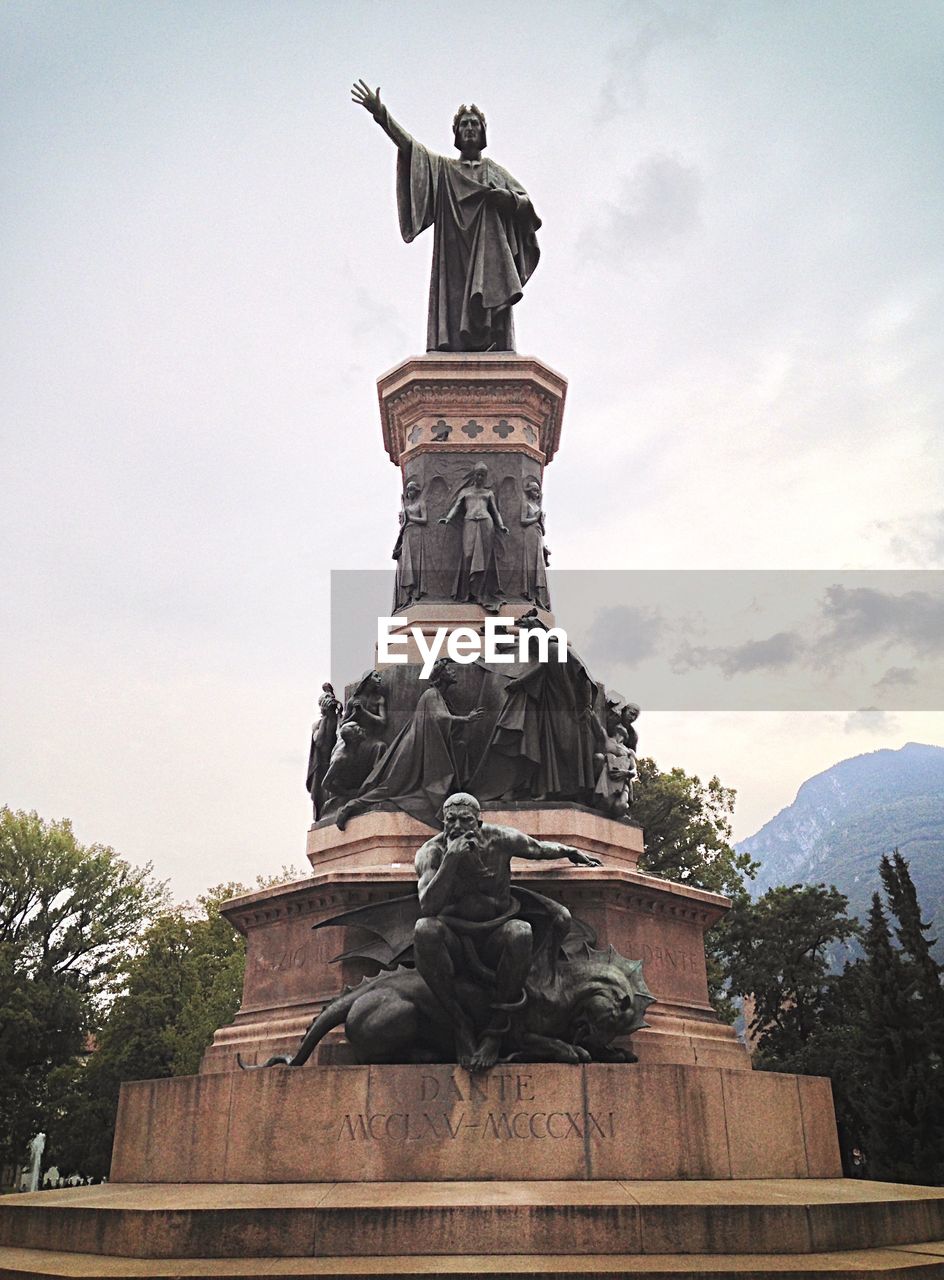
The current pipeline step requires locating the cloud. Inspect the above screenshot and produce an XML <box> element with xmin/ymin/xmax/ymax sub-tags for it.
<box><xmin>818</xmin><ymin>584</ymin><xmax>944</xmax><ymax>657</ymax></box>
<box><xmin>844</xmin><ymin>707</ymin><xmax>899</xmax><ymax>735</ymax></box>
<box><xmin>582</xmin><ymin>154</ymin><xmax>702</xmax><ymax>261</ymax></box>
<box><xmin>673</xmin><ymin>630</ymin><xmax>806</xmax><ymax>678</ymax></box>
<box><xmin>873</xmin><ymin>665</ymin><xmax>918</xmax><ymax>691</ymax></box>
<box><xmin>595</xmin><ymin>2</ymin><xmax>720</xmax><ymax>119</ymax></box>
<box><xmin>870</xmin><ymin>510</ymin><xmax>944</xmax><ymax>567</ymax></box>
<box><xmin>582</xmin><ymin>604</ymin><xmax>666</xmax><ymax>667</ymax></box>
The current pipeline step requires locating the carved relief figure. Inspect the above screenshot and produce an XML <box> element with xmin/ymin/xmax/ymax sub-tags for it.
<box><xmin>351</xmin><ymin>81</ymin><xmax>541</xmax><ymax>352</ymax></box>
<box><xmin>341</xmin><ymin>669</ymin><xmax>388</xmax><ymax>740</ymax></box>
<box><xmin>439</xmin><ymin>462</ymin><xmax>507</xmax><ymax>607</ymax></box>
<box><xmin>519</xmin><ymin>476</ymin><xmax>550</xmax><ymax>609</ymax></box>
<box><xmin>589</xmin><ymin>719</ymin><xmax>637</xmax><ymax>819</ymax></box>
<box><xmin>305</xmin><ymin>682</ymin><xmax>342</xmax><ymax>818</ymax></box>
<box><xmin>392</xmin><ymin>480</ymin><xmax>428</xmax><ymax>610</ymax></box>
<box><xmin>471</xmin><ymin>622</ymin><xmax>600</xmax><ymax>803</ymax></box>
<box><xmin>337</xmin><ymin>659</ymin><xmax>483</xmax><ymax>830</ymax></box>
<box><xmin>319</xmin><ymin>670</ymin><xmax>389</xmax><ymax>815</ymax></box>
<box><xmin>320</xmin><ymin>722</ymin><xmax>387</xmax><ymax>817</ymax></box>
<box><xmin>621</xmin><ymin>701</ymin><xmax>640</xmax><ymax>754</ymax></box>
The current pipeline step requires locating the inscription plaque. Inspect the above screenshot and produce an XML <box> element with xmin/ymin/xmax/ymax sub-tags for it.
<box><xmin>336</xmin><ymin>1070</ymin><xmax>616</xmax><ymax>1146</ymax></box>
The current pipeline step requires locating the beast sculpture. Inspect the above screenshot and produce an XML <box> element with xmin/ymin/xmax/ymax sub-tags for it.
<box><xmin>244</xmin><ymin>942</ymin><xmax>652</xmax><ymax>1068</ymax></box>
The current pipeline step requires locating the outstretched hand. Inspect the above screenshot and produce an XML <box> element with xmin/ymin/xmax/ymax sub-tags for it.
<box><xmin>351</xmin><ymin>79</ymin><xmax>381</xmax><ymax>118</ymax></box>
<box><xmin>567</xmin><ymin>849</ymin><xmax>603</xmax><ymax>868</ymax></box>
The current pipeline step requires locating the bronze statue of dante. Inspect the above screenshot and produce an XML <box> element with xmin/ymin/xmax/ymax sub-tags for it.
<box><xmin>352</xmin><ymin>80</ymin><xmax>541</xmax><ymax>352</ymax></box>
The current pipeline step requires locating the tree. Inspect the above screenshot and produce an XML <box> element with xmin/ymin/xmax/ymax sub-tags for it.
<box><xmin>633</xmin><ymin>758</ymin><xmax>757</xmax><ymax>1016</ymax></box>
<box><xmin>724</xmin><ymin>883</ymin><xmax>859</xmax><ymax>1062</ymax></box>
<box><xmin>725</xmin><ymin>856</ymin><xmax>944</xmax><ymax>1182</ymax></box>
<box><xmin>854</xmin><ymin>892</ymin><xmax>944</xmax><ymax>1184</ymax></box>
<box><xmin>45</xmin><ymin>870</ymin><xmax>301</xmax><ymax>1179</ymax></box>
<box><xmin>879</xmin><ymin>850</ymin><xmax>944</xmax><ymax>1051</ymax></box>
<box><xmin>633</xmin><ymin>758</ymin><xmax>755</xmax><ymax>899</ymax></box>
<box><xmin>0</xmin><ymin>807</ymin><xmax>164</xmax><ymax>1167</ymax></box>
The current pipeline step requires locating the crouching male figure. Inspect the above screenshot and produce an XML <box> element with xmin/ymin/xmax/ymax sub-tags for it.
<box><xmin>414</xmin><ymin>792</ymin><xmax>601</xmax><ymax>1070</ymax></box>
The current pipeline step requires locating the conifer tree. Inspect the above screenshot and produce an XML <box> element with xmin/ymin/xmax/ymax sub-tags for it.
<box><xmin>879</xmin><ymin>850</ymin><xmax>944</xmax><ymax>1055</ymax></box>
<box><xmin>857</xmin><ymin>892</ymin><xmax>944</xmax><ymax>1184</ymax></box>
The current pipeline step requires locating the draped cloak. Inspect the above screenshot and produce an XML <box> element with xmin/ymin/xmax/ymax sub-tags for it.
<box><xmin>393</xmin><ymin>130</ymin><xmax>542</xmax><ymax>352</ymax></box>
<box><xmin>470</xmin><ymin>650</ymin><xmax>602</xmax><ymax>802</ymax></box>
<box><xmin>346</xmin><ymin>686</ymin><xmax>464</xmax><ymax>828</ymax></box>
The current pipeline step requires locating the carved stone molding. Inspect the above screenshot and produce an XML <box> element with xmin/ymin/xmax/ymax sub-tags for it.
<box><xmin>378</xmin><ymin>354</ymin><xmax>567</xmax><ymax>466</ymax></box>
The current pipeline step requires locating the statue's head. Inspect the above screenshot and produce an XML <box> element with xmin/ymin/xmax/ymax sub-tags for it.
<box><xmin>404</xmin><ymin>480</ymin><xmax>422</xmax><ymax>499</ymax></box>
<box><xmin>353</xmin><ymin>669</ymin><xmax>385</xmax><ymax>700</ymax></box>
<box><xmin>622</xmin><ymin>702</ymin><xmax>640</xmax><ymax>724</ymax></box>
<box><xmin>442</xmin><ymin>791</ymin><xmax>482</xmax><ymax>834</ymax></box>
<box><xmin>339</xmin><ymin>721</ymin><xmax>364</xmax><ymax>746</ymax></box>
<box><xmin>429</xmin><ymin>657</ymin><xmax>456</xmax><ymax>689</ymax></box>
<box><xmin>472</xmin><ymin>462</ymin><xmax>489</xmax><ymax>484</ymax></box>
<box><xmin>453</xmin><ymin>104</ymin><xmax>487</xmax><ymax>152</ymax></box>
<box><xmin>524</xmin><ymin>477</ymin><xmax>541</xmax><ymax>499</ymax></box>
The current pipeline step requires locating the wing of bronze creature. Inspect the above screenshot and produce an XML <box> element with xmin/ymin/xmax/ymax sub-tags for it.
<box><xmin>561</xmin><ymin>914</ymin><xmax>597</xmax><ymax>960</ymax></box>
<box><xmin>512</xmin><ymin>884</ymin><xmax>597</xmax><ymax>965</ymax></box>
<box><xmin>311</xmin><ymin>892</ymin><xmax>421</xmax><ymax>969</ymax></box>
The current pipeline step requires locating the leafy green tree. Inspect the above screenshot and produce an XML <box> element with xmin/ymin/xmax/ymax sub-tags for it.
<box><xmin>724</xmin><ymin>883</ymin><xmax>859</xmax><ymax>1062</ymax></box>
<box><xmin>728</xmin><ymin>857</ymin><xmax>944</xmax><ymax>1181</ymax></box>
<box><xmin>634</xmin><ymin>758</ymin><xmax>755</xmax><ymax>898</ymax></box>
<box><xmin>45</xmin><ymin>871</ymin><xmax>301</xmax><ymax>1179</ymax></box>
<box><xmin>0</xmin><ymin>807</ymin><xmax>163</xmax><ymax>1167</ymax></box>
<box><xmin>633</xmin><ymin>758</ymin><xmax>757</xmax><ymax>1016</ymax></box>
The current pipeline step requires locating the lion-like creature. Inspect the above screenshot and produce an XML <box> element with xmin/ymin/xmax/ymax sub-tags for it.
<box><xmin>243</xmin><ymin>943</ymin><xmax>653</xmax><ymax>1069</ymax></box>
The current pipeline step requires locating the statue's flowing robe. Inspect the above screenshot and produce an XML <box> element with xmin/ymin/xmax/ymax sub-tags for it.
<box><xmin>392</xmin><ymin>126</ymin><xmax>541</xmax><ymax>352</ymax></box>
<box><xmin>471</xmin><ymin>652</ymin><xmax>601</xmax><ymax>802</ymax></box>
<box><xmin>521</xmin><ymin>504</ymin><xmax>550</xmax><ymax>610</ymax></box>
<box><xmin>392</xmin><ymin>509</ymin><xmax>426</xmax><ymax>610</ymax></box>
<box><xmin>348</xmin><ymin>686</ymin><xmax>463</xmax><ymax>827</ymax></box>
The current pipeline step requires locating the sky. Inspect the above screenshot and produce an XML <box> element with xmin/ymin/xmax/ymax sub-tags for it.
<box><xmin>2</xmin><ymin>0</ymin><xmax>943</xmax><ymax>903</ymax></box>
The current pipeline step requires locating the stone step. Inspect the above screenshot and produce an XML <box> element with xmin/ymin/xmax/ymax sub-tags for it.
<box><xmin>2</xmin><ymin>1181</ymin><xmax>944</xmax><ymax>1262</ymax></box>
<box><xmin>2</xmin><ymin>1242</ymin><xmax>944</xmax><ymax>1279</ymax></box>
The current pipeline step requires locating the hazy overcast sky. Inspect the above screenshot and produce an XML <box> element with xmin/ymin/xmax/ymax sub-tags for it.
<box><xmin>3</xmin><ymin>1</ymin><xmax>943</xmax><ymax>901</ymax></box>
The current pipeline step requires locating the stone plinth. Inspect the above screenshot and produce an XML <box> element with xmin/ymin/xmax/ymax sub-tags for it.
<box><xmin>7</xmin><ymin>1176</ymin><xmax>944</xmax><ymax>1277</ymax></box>
<box><xmin>378</xmin><ymin>353</ymin><xmax>567</xmax><ymax>469</ymax></box>
<box><xmin>110</xmin><ymin>1063</ymin><xmax>839</xmax><ymax>1185</ymax></box>
<box><xmin>307</xmin><ymin>805</ymin><xmax>645</xmax><ymax>872</ymax></box>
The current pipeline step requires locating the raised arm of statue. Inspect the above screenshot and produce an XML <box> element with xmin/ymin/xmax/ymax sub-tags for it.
<box><xmin>351</xmin><ymin>79</ymin><xmax>414</xmax><ymax>153</ymax></box>
<box><xmin>499</xmin><ymin>826</ymin><xmax>602</xmax><ymax>868</ymax></box>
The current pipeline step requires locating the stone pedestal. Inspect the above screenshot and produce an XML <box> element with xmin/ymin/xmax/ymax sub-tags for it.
<box><xmin>109</xmin><ymin>1062</ymin><xmax>839</xmax><ymax>1185</ymax></box>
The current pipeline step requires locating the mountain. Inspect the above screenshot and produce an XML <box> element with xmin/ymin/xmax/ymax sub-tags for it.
<box><xmin>737</xmin><ymin>742</ymin><xmax>944</xmax><ymax>958</ymax></box>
